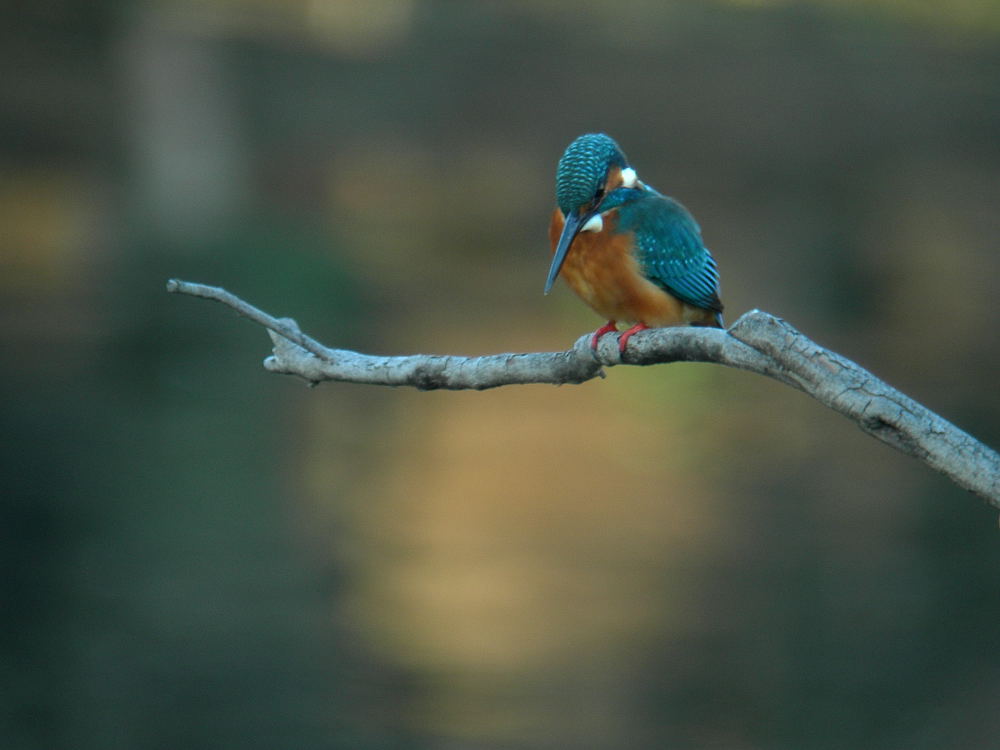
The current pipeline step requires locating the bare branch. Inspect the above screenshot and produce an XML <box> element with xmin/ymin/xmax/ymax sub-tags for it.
<box><xmin>167</xmin><ymin>279</ymin><xmax>1000</xmax><ymax>506</ymax></box>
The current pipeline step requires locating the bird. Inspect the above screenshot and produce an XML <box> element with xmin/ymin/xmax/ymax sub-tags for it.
<box><xmin>544</xmin><ymin>133</ymin><xmax>724</xmax><ymax>353</ymax></box>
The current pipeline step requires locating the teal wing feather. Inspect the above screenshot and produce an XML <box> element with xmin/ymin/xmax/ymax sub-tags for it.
<box><xmin>617</xmin><ymin>192</ymin><xmax>723</xmax><ymax>314</ymax></box>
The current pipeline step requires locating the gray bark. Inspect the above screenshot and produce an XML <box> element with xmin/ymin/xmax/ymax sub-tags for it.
<box><xmin>167</xmin><ymin>279</ymin><xmax>1000</xmax><ymax>506</ymax></box>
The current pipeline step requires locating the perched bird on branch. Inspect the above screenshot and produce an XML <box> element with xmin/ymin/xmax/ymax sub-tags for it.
<box><xmin>545</xmin><ymin>133</ymin><xmax>725</xmax><ymax>352</ymax></box>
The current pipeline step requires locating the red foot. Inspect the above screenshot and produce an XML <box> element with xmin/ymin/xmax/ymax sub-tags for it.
<box><xmin>617</xmin><ymin>322</ymin><xmax>650</xmax><ymax>353</ymax></box>
<box><xmin>589</xmin><ymin>320</ymin><xmax>618</xmax><ymax>351</ymax></box>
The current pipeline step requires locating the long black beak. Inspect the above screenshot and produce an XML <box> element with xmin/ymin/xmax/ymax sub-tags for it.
<box><xmin>544</xmin><ymin>210</ymin><xmax>590</xmax><ymax>295</ymax></box>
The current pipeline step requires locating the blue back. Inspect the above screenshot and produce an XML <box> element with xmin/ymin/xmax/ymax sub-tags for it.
<box><xmin>607</xmin><ymin>187</ymin><xmax>723</xmax><ymax>313</ymax></box>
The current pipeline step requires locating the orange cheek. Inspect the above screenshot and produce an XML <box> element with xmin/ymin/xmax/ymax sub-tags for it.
<box><xmin>548</xmin><ymin>208</ymin><xmax>564</xmax><ymax>250</ymax></box>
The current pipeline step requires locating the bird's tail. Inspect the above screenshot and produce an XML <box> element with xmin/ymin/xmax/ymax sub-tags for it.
<box><xmin>690</xmin><ymin>308</ymin><xmax>725</xmax><ymax>329</ymax></box>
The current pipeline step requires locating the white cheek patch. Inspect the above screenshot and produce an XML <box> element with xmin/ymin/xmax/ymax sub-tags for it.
<box><xmin>581</xmin><ymin>214</ymin><xmax>604</xmax><ymax>233</ymax></box>
<box><xmin>620</xmin><ymin>167</ymin><xmax>638</xmax><ymax>188</ymax></box>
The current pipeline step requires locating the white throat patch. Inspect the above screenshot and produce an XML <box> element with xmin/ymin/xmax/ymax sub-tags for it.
<box><xmin>581</xmin><ymin>214</ymin><xmax>604</xmax><ymax>233</ymax></box>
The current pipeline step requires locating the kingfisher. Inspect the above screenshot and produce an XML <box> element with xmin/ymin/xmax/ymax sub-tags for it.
<box><xmin>545</xmin><ymin>133</ymin><xmax>724</xmax><ymax>353</ymax></box>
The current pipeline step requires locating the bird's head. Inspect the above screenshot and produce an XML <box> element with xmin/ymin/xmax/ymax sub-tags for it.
<box><xmin>546</xmin><ymin>133</ymin><xmax>640</xmax><ymax>294</ymax></box>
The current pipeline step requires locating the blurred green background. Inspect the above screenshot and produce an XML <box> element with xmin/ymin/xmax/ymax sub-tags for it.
<box><xmin>3</xmin><ymin>1</ymin><xmax>1000</xmax><ymax>748</ymax></box>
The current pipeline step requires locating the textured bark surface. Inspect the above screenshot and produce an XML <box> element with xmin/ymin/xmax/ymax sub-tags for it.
<box><xmin>167</xmin><ymin>279</ymin><xmax>1000</xmax><ymax>506</ymax></box>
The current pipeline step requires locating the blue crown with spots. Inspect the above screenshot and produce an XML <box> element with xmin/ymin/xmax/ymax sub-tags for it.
<box><xmin>555</xmin><ymin>133</ymin><xmax>628</xmax><ymax>215</ymax></box>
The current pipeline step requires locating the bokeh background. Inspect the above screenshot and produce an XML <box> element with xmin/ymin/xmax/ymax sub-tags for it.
<box><xmin>3</xmin><ymin>1</ymin><xmax>1000</xmax><ymax>748</ymax></box>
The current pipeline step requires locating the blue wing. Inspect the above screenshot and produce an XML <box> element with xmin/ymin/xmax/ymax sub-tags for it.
<box><xmin>616</xmin><ymin>191</ymin><xmax>723</xmax><ymax>313</ymax></box>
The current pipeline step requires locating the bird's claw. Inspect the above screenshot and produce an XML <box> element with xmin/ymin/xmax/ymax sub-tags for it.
<box><xmin>589</xmin><ymin>321</ymin><xmax>619</xmax><ymax>353</ymax></box>
<box><xmin>616</xmin><ymin>322</ymin><xmax>650</xmax><ymax>354</ymax></box>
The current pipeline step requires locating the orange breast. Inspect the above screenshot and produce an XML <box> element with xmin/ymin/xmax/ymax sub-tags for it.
<box><xmin>549</xmin><ymin>208</ymin><xmax>698</xmax><ymax>327</ymax></box>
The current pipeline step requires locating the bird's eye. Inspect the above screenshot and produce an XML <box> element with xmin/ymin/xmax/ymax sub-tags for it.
<box><xmin>592</xmin><ymin>187</ymin><xmax>605</xmax><ymax>205</ymax></box>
